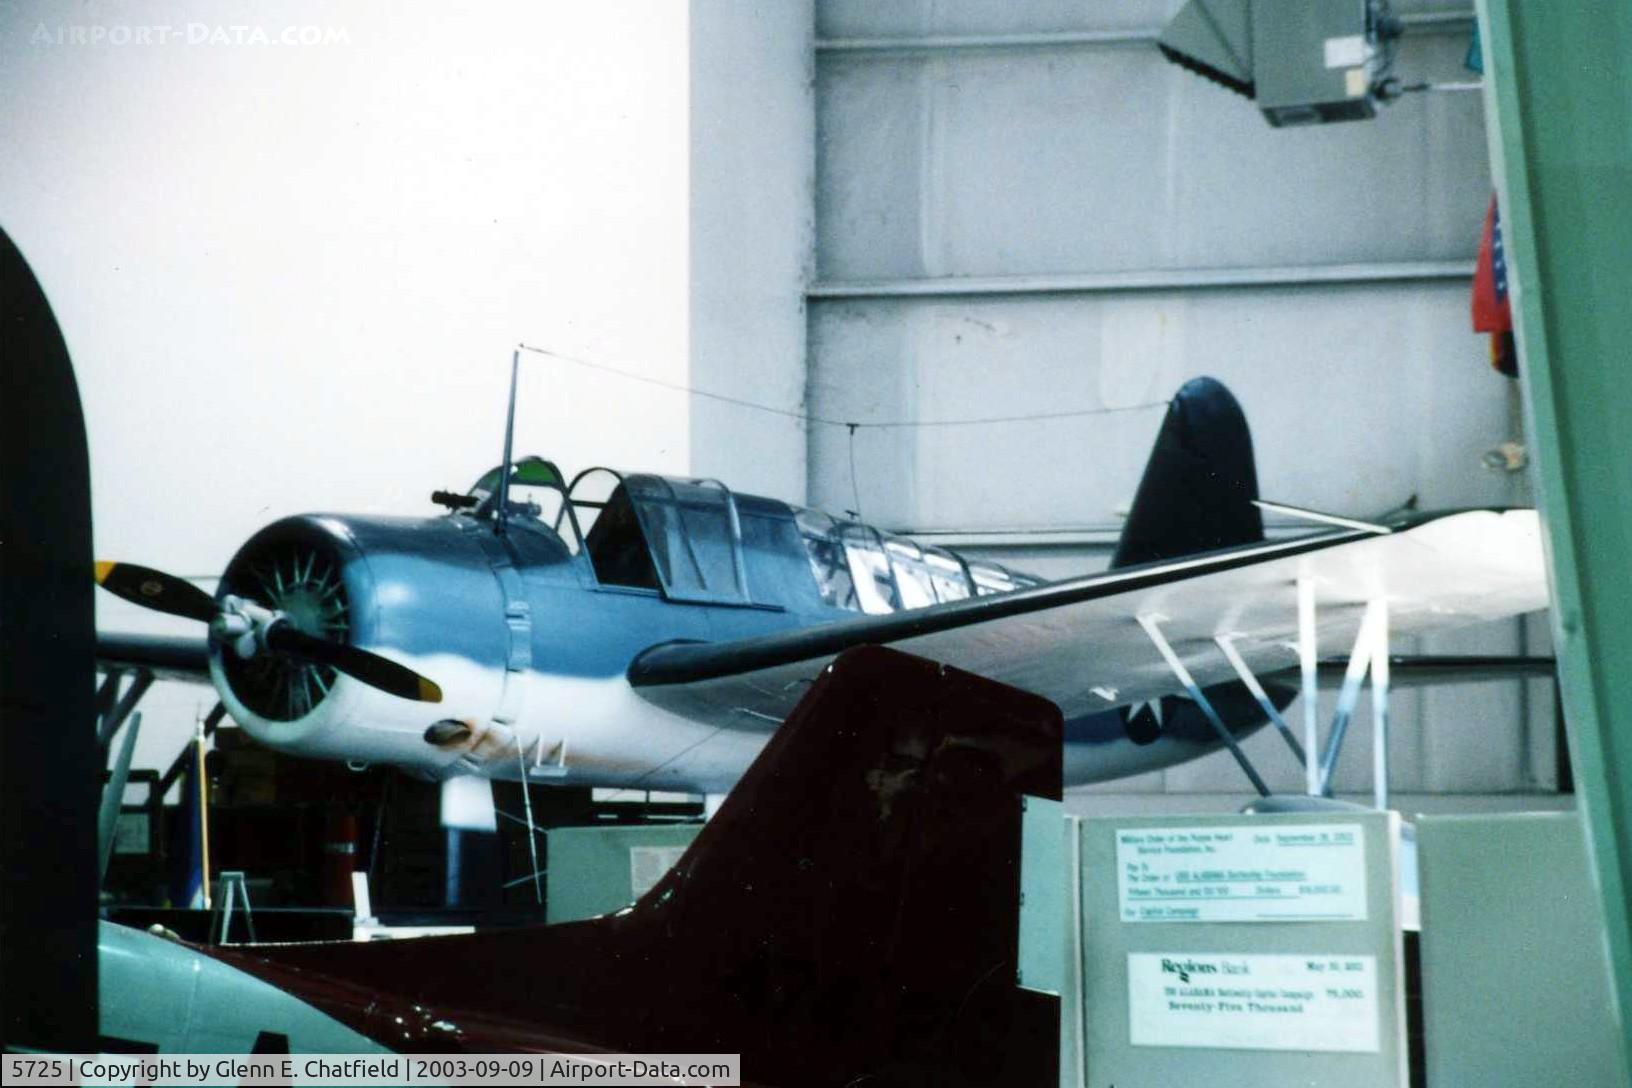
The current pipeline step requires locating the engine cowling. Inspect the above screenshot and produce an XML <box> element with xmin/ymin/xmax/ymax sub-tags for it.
<box><xmin>208</xmin><ymin>514</ymin><xmax>516</xmax><ymax>777</ymax></box>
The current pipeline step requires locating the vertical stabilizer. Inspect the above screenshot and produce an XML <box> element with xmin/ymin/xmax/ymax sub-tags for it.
<box><xmin>1111</xmin><ymin>376</ymin><xmax>1263</xmax><ymax>569</ymax></box>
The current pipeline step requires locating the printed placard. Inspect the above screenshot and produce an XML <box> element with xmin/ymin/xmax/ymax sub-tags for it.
<box><xmin>629</xmin><ymin>844</ymin><xmax>689</xmax><ymax>899</ymax></box>
<box><xmin>1116</xmin><ymin>824</ymin><xmax>1367</xmax><ymax>922</ymax></box>
<box><xmin>1128</xmin><ymin>952</ymin><xmax>1379</xmax><ymax>1052</ymax></box>
<box><xmin>1324</xmin><ymin>35</ymin><xmax>1369</xmax><ymax>68</ymax></box>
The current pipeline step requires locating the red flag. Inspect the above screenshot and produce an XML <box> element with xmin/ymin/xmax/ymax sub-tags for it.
<box><xmin>1471</xmin><ymin>194</ymin><xmax>1512</xmax><ymax>333</ymax></box>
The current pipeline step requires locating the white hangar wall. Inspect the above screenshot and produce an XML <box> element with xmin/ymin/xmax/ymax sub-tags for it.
<box><xmin>806</xmin><ymin>0</ymin><xmax>1560</xmax><ymax>804</ymax></box>
<box><xmin>0</xmin><ymin>0</ymin><xmax>812</xmax><ymax>569</ymax></box>
<box><xmin>0</xmin><ymin>0</ymin><xmax>812</xmax><ymax>775</ymax></box>
<box><xmin>1</xmin><ymin>1</ymin><xmax>695</xmax><ymax>570</ymax></box>
<box><xmin>688</xmin><ymin>1</ymin><xmax>814</xmax><ymax>501</ymax></box>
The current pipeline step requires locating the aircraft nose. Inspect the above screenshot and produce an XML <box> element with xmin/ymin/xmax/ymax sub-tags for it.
<box><xmin>215</xmin><ymin>519</ymin><xmax>356</xmax><ymax>723</ymax></box>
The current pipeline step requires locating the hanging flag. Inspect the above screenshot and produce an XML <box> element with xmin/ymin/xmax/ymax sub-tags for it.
<box><xmin>1472</xmin><ymin>195</ymin><xmax>1512</xmax><ymax>333</ymax></box>
<box><xmin>1489</xmin><ymin>330</ymin><xmax>1519</xmax><ymax>378</ymax></box>
<box><xmin>1472</xmin><ymin>194</ymin><xmax>1518</xmax><ymax>376</ymax></box>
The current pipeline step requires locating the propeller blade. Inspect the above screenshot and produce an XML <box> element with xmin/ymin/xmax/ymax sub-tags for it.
<box><xmin>265</xmin><ymin>623</ymin><xmax>443</xmax><ymax>703</ymax></box>
<box><xmin>97</xmin><ymin>561</ymin><xmax>442</xmax><ymax>703</ymax></box>
<box><xmin>95</xmin><ymin>561</ymin><xmax>218</xmax><ymax>622</ymax></box>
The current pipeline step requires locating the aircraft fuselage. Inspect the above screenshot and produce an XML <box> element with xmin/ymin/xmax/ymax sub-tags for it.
<box><xmin>208</xmin><ymin>471</ymin><xmax>1274</xmax><ymax>793</ymax></box>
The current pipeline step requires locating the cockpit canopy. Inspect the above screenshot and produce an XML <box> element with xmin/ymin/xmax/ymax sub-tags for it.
<box><xmin>615</xmin><ymin>476</ymin><xmax>753</xmax><ymax>604</ymax></box>
<box><xmin>458</xmin><ymin>456</ymin><xmax>1043</xmax><ymax>614</ymax></box>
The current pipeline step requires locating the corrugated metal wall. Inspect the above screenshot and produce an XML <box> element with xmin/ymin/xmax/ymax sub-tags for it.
<box><xmin>808</xmin><ymin>0</ymin><xmax>1560</xmax><ymax>805</ymax></box>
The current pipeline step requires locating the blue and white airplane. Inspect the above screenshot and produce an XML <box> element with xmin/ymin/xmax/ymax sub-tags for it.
<box><xmin>96</xmin><ymin>378</ymin><xmax>1549</xmax><ymax>793</ymax></box>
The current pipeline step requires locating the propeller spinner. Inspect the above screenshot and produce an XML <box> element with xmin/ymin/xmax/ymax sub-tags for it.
<box><xmin>95</xmin><ymin>560</ymin><xmax>442</xmax><ymax>705</ymax></box>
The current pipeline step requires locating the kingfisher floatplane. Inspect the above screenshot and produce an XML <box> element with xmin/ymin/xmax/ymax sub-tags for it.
<box><xmin>95</xmin><ymin>375</ymin><xmax>1549</xmax><ymax>800</ymax></box>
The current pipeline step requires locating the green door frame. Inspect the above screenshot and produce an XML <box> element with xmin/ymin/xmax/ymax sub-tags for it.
<box><xmin>1477</xmin><ymin>0</ymin><xmax>1632</xmax><ymax>1060</ymax></box>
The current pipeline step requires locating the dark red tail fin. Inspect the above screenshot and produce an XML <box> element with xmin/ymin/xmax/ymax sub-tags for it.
<box><xmin>223</xmin><ymin>646</ymin><xmax>1064</xmax><ymax>1086</ymax></box>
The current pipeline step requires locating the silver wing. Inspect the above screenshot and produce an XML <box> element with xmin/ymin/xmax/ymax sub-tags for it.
<box><xmin>629</xmin><ymin>509</ymin><xmax>1548</xmax><ymax>725</ymax></box>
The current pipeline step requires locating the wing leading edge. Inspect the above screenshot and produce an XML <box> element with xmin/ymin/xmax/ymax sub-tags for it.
<box><xmin>628</xmin><ymin>509</ymin><xmax>1548</xmax><ymax>727</ymax></box>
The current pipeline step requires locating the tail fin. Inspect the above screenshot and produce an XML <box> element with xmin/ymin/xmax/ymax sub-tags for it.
<box><xmin>625</xmin><ymin>644</ymin><xmax>1064</xmax><ymax>1084</ymax></box>
<box><xmin>223</xmin><ymin>647</ymin><xmax>1064</xmax><ymax>1085</ymax></box>
<box><xmin>1111</xmin><ymin>376</ymin><xmax>1263</xmax><ymax>569</ymax></box>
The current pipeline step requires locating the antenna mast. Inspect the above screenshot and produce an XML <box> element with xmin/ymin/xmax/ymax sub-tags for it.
<box><xmin>495</xmin><ymin>346</ymin><xmax>520</xmax><ymax>536</ymax></box>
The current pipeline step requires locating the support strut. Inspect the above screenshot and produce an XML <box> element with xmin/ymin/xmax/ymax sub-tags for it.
<box><xmin>1298</xmin><ymin>573</ymin><xmax>1320</xmax><ymax>795</ymax></box>
<box><xmin>516</xmin><ymin>750</ymin><xmax>543</xmax><ymax>905</ymax></box>
<box><xmin>1216</xmin><ymin>634</ymin><xmax>1306</xmax><ymax>764</ymax></box>
<box><xmin>1370</xmin><ymin>599</ymin><xmax>1392</xmax><ymax>810</ymax></box>
<box><xmin>97</xmin><ymin>668</ymin><xmax>153</xmax><ymax>751</ymax></box>
<box><xmin>1317</xmin><ymin>599</ymin><xmax>1387</xmax><ymax>797</ymax></box>
<box><xmin>1137</xmin><ymin>614</ymin><xmax>1270</xmax><ymax>797</ymax></box>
